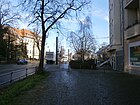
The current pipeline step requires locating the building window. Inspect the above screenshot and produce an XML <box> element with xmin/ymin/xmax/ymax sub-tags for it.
<box><xmin>129</xmin><ymin>41</ymin><xmax>140</xmax><ymax>66</ymax></box>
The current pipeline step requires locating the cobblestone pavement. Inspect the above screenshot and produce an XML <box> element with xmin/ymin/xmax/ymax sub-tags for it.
<box><xmin>13</xmin><ymin>65</ymin><xmax>140</xmax><ymax>105</ymax></box>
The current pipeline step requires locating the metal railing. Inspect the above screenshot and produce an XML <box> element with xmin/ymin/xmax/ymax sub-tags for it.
<box><xmin>0</xmin><ymin>67</ymin><xmax>36</xmax><ymax>87</ymax></box>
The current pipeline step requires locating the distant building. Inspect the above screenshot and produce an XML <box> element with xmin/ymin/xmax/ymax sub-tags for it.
<box><xmin>13</xmin><ymin>28</ymin><xmax>41</xmax><ymax>60</ymax></box>
<box><xmin>58</xmin><ymin>46</ymin><xmax>65</xmax><ymax>63</ymax></box>
<box><xmin>96</xmin><ymin>45</ymin><xmax>110</xmax><ymax>64</ymax></box>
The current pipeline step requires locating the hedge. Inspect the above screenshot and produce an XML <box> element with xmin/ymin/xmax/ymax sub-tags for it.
<box><xmin>69</xmin><ymin>59</ymin><xmax>96</xmax><ymax>69</ymax></box>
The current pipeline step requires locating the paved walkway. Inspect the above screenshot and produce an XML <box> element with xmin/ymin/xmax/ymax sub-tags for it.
<box><xmin>13</xmin><ymin>64</ymin><xmax>140</xmax><ymax>105</ymax></box>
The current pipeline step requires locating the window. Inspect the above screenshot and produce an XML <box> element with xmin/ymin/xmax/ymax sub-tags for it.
<box><xmin>129</xmin><ymin>41</ymin><xmax>140</xmax><ymax>66</ymax></box>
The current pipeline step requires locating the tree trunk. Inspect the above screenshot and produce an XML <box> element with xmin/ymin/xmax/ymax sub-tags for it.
<box><xmin>38</xmin><ymin>30</ymin><xmax>46</xmax><ymax>71</ymax></box>
<box><xmin>38</xmin><ymin>0</ymin><xmax>46</xmax><ymax>71</ymax></box>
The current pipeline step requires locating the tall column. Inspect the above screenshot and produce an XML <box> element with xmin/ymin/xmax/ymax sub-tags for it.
<box><xmin>68</xmin><ymin>49</ymin><xmax>69</xmax><ymax>62</ymax></box>
<box><xmin>56</xmin><ymin>37</ymin><xmax>58</xmax><ymax>65</ymax></box>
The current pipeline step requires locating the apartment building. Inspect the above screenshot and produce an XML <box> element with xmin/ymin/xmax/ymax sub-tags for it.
<box><xmin>109</xmin><ymin>0</ymin><xmax>140</xmax><ymax>74</ymax></box>
<box><xmin>13</xmin><ymin>28</ymin><xmax>41</xmax><ymax>60</ymax></box>
<box><xmin>108</xmin><ymin>0</ymin><xmax>124</xmax><ymax>71</ymax></box>
<box><xmin>123</xmin><ymin>0</ymin><xmax>140</xmax><ymax>74</ymax></box>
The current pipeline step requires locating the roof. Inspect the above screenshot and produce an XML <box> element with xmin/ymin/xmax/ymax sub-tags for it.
<box><xmin>13</xmin><ymin>28</ymin><xmax>23</xmax><ymax>36</ymax></box>
<box><xmin>21</xmin><ymin>29</ymin><xmax>34</xmax><ymax>36</ymax></box>
<box><xmin>2</xmin><ymin>26</ymin><xmax>42</xmax><ymax>40</ymax></box>
<box><xmin>13</xmin><ymin>28</ymin><xmax>41</xmax><ymax>39</ymax></box>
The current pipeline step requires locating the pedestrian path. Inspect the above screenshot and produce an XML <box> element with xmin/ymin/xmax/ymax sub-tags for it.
<box><xmin>12</xmin><ymin>65</ymin><xmax>140</xmax><ymax>105</ymax></box>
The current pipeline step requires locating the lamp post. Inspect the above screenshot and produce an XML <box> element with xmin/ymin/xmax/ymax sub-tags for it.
<box><xmin>56</xmin><ymin>37</ymin><xmax>58</xmax><ymax>65</ymax></box>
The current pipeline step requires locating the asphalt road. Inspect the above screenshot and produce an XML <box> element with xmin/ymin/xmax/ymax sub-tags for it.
<box><xmin>0</xmin><ymin>62</ymin><xmax>68</xmax><ymax>85</ymax></box>
<box><xmin>0</xmin><ymin>61</ymin><xmax>39</xmax><ymax>86</ymax></box>
<box><xmin>0</xmin><ymin>61</ymin><xmax>39</xmax><ymax>74</ymax></box>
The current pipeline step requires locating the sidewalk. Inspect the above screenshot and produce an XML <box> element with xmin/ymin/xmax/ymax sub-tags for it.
<box><xmin>11</xmin><ymin>65</ymin><xmax>140</xmax><ymax>105</ymax></box>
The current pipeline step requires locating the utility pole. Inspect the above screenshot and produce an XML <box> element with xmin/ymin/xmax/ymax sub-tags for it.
<box><xmin>56</xmin><ymin>36</ymin><xmax>58</xmax><ymax>65</ymax></box>
<box><xmin>68</xmin><ymin>49</ymin><xmax>69</xmax><ymax>62</ymax></box>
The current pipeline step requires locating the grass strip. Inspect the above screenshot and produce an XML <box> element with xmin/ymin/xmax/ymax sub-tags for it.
<box><xmin>0</xmin><ymin>71</ymin><xmax>50</xmax><ymax>105</ymax></box>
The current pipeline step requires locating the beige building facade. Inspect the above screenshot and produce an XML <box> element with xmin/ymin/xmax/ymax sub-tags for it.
<box><xmin>109</xmin><ymin>0</ymin><xmax>140</xmax><ymax>74</ymax></box>
<box><xmin>124</xmin><ymin>0</ymin><xmax>140</xmax><ymax>74</ymax></box>
<box><xmin>108</xmin><ymin>0</ymin><xmax>124</xmax><ymax>71</ymax></box>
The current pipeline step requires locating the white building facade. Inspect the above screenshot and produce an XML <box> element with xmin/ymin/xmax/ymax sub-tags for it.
<box><xmin>21</xmin><ymin>29</ymin><xmax>41</xmax><ymax>60</ymax></box>
<box><xmin>14</xmin><ymin>29</ymin><xmax>41</xmax><ymax>60</ymax></box>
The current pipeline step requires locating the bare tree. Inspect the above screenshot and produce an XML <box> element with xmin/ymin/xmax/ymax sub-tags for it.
<box><xmin>32</xmin><ymin>28</ymin><xmax>41</xmax><ymax>60</ymax></box>
<box><xmin>0</xmin><ymin>0</ymin><xmax>20</xmax><ymax>62</ymax></box>
<box><xmin>19</xmin><ymin>0</ymin><xmax>91</xmax><ymax>71</ymax></box>
<box><xmin>0</xmin><ymin>0</ymin><xmax>20</xmax><ymax>27</ymax></box>
<box><xmin>0</xmin><ymin>0</ymin><xmax>20</xmax><ymax>39</ymax></box>
<box><xmin>68</xmin><ymin>16</ymin><xmax>96</xmax><ymax>61</ymax></box>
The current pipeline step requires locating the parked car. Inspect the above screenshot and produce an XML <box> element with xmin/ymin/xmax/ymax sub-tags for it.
<box><xmin>17</xmin><ymin>59</ymin><xmax>28</xmax><ymax>64</ymax></box>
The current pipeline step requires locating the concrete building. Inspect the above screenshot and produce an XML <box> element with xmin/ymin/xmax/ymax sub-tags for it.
<box><xmin>109</xmin><ymin>0</ymin><xmax>140</xmax><ymax>75</ymax></box>
<box><xmin>108</xmin><ymin>0</ymin><xmax>124</xmax><ymax>71</ymax></box>
<box><xmin>123</xmin><ymin>0</ymin><xmax>140</xmax><ymax>74</ymax></box>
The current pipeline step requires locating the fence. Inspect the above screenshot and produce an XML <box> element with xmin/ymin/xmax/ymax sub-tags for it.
<box><xmin>0</xmin><ymin>67</ymin><xmax>36</xmax><ymax>87</ymax></box>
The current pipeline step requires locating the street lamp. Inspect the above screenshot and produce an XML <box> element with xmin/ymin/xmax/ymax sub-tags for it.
<box><xmin>56</xmin><ymin>32</ymin><xmax>59</xmax><ymax>65</ymax></box>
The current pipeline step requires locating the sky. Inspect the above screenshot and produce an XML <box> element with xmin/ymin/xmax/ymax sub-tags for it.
<box><xmin>11</xmin><ymin>0</ymin><xmax>109</xmax><ymax>53</ymax></box>
<box><xmin>90</xmin><ymin>0</ymin><xmax>109</xmax><ymax>45</ymax></box>
<box><xmin>46</xmin><ymin>0</ymin><xmax>109</xmax><ymax>53</ymax></box>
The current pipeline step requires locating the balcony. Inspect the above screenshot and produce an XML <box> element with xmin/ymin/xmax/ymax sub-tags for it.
<box><xmin>124</xmin><ymin>23</ymin><xmax>140</xmax><ymax>39</ymax></box>
<box><xmin>124</xmin><ymin>0</ymin><xmax>139</xmax><ymax>8</ymax></box>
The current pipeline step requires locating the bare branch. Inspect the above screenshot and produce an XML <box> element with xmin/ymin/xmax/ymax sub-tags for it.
<box><xmin>0</xmin><ymin>0</ymin><xmax>21</xmax><ymax>26</ymax></box>
<box><xmin>67</xmin><ymin>16</ymin><xmax>96</xmax><ymax>60</ymax></box>
<box><xmin>18</xmin><ymin>0</ymin><xmax>91</xmax><ymax>70</ymax></box>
